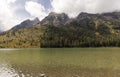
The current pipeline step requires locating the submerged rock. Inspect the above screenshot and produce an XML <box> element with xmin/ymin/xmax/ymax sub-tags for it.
<box><xmin>40</xmin><ymin>74</ymin><xmax>46</xmax><ymax>77</ymax></box>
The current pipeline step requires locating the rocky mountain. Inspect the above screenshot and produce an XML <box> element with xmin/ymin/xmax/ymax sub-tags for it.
<box><xmin>102</xmin><ymin>12</ymin><xmax>120</xmax><ymax>20</ymax></box>
<box><xmin>1</xmin><ymin>12</ymin><xmax>120</xmax><ymax>48</ymax></box>
<box><xmin>11</xmin><ymin>17</ymin><xmax>40</xmax><ymax>30</ymax></box>
<box><xmin>77</xmin><ymin>12</ymin><xmax>120</xmax><ymax>20</ymax></box>
<box><xmin>40</xmin><ymin>12</ymin><xmax>69</xmax><ymax>26</ymax></box>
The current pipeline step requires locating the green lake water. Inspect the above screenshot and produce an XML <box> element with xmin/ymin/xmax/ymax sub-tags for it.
<box><xmin>0</xmin><ymin>48</ymin><xmax>120</xmax><ymax>77</ymax></box>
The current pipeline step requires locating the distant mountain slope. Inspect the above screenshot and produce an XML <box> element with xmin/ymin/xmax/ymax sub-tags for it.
<box><xmin>1</xmin><ymin>12</ymin><xmax>120</xmax><ymax>48</ymax></box>
<box><xmin>11</xmin><ymin>18</ymin><xmax>40</xmax><ymax>30</ymax></box>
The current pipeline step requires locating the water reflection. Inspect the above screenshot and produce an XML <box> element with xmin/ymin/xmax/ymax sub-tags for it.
<box><xmin>0</xmin><ymin>48</ymin><xmax>120</xmax><ymax>77</ymax></box>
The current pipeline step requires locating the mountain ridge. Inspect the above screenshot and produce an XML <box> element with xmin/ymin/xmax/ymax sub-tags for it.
<box><xmin>40</xmin><ymin>12</ymin><xmax>69</xmax><ymax>26</ymax></box>
<box><xmin>11</xmin><ymin>17</ymin><xmax>40</xmax><ymax>30</ymax></box>
<box><xmin>9</xmin><ymin>11</ymin><xmax>120</xmax><ymax>31</ymax></box>
<box><xmin>1</xmin><ymin>12</ymin><xmax>120</xmax><ymax>48</ymax></box>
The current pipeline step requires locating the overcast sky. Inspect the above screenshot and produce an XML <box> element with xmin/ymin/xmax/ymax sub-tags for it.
<box><xmin>1</xmin><ymin>0</ymin><xmax>120</xmax><ymax>31</ymax></box>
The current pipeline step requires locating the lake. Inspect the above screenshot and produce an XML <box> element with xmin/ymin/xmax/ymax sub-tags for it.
<box><xmin>0</xmin><ymin>48</ymin><xmax>120</xmax><ymax>77</ymax></box>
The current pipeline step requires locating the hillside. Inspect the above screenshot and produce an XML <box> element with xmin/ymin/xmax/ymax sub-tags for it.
<box><xmin>0</xmin><ymin>24</ymin><xmax>46</xmax><ymax>48</ymax></box>
<box><xmin>0</xmin><ymin>12</ymin><xmax>120</xmax><ymax>48</ymax></box>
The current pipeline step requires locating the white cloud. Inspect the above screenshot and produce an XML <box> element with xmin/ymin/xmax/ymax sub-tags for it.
<box><xmin>6</xmin><ymin>0</ymin><xmax>16</xmax><ymax>4</ymax></box>
<box><xmin>0</xmin><ymin>0</ymin><xmax>21</xmax><ymax>31</ymax></box>
<box><xmin>51</xmin><ymin>0</ymin><xmax>120</xmax><ymax>17</ymax></box>
<box><xmin>25</xmin><ymin>1</ymin><xmax>47</xmax><ymax>20</ymax></box>
<box><xmin>51</xmin><ymin>0</ymin><xmax>85</xmax><ymax>17</ymax></box>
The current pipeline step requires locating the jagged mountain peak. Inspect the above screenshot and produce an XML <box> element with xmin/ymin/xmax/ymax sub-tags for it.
<box><xmin>40</xmin><ymin>12</ymin><xmax>69</xmax><ymax>26</ymax></box>
<box><xmin>32</xmin><ymin>17</ymin><xmax>40</xmax><ymax>25</ymax></box>
<box><xmin>49</xmin><ymin>12</ymin><xmax>57</xmax><ymax>16</ymax></box>
<box><xmin>33</xmin><ymin>17</ymin><xmax>39</xmax><ymax>22</ymax></box>
<box><xmin>49</xmin><ymin>12</ymin><xmax>67</xmax><ymax>16</ymax></box>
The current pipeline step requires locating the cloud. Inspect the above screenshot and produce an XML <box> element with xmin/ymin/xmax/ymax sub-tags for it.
<box><xmin>25</xmin><ymin>1</ymin><xmax>47</xmax><ymax>20</ymax></box>
<box><xmin>0</xmin><ymin>0</ymin><xmax>15</xmax><ymax>30</ymax></box>
<box><xmin>51</xmin><ymin>0</ymin><xmax>120</xmax><ymax>17</ymax></box>
<box><xmin>0</xmin><ymin>0</ymin><xmax>22</xmax><ymax>31</ymax></box>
